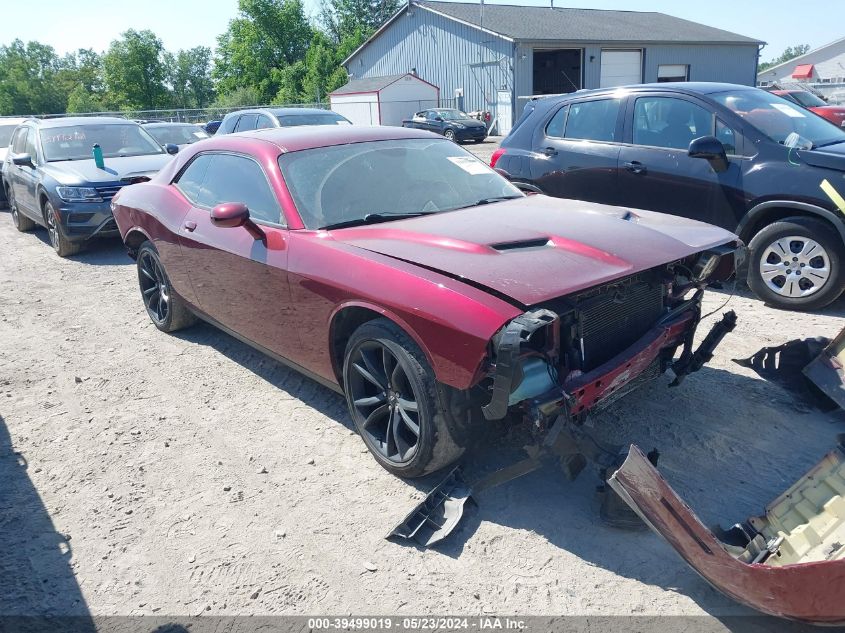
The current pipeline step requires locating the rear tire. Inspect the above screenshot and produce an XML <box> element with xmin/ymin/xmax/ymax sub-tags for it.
<box><xmin>343</xmin><ymin>318</ymin><xmax>468</xmax><ymax>478</ymax></box>
<box><xmin>44</xmin><ymin>201</ymin><xmax>83</xmax><ymax>257</ymax></box>
<box><xmin>747</xmin><ymin>217</ymin><xmax>844</xmax><ymax>311</ymax></box>
<box><xmin>137</xmin><ymin>241</ymin><xmax>197</xmax><ymax>333</ymax></box>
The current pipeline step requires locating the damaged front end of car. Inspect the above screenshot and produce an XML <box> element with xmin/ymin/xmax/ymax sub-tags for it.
<box><xmin>609</xmin><ymin>441</ymin><xmax>845</xmax><ymax>625</ymax></box>
<box><xmin>480</xmin><ymin>241</ymin><xmax>742</xmax><ymax>431</ymax></box>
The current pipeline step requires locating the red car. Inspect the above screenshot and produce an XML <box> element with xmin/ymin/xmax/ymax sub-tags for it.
<box><xmin>770</xmin><ymin>89</ymin><xmax>845</xmax><ymax>128</ymax></box>
<box><xmin>111</xmin><ymin>125</ymin><xmax>740</xmax><ymax>480</ymax></box>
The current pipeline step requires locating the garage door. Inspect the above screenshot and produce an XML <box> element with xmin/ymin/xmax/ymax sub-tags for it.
<box><xmin>600</xmin><ymin>50</ymin><xmax>642</xmax><ymax>88</ymax></box>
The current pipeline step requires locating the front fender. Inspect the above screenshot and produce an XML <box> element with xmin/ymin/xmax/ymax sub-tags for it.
<box><xmin>739</xmin><ymin>200</ymin><xmax>845</xmax><ymax>243</ymax></box>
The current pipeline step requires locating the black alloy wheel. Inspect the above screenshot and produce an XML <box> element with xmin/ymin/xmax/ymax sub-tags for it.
<box><xmin>138</xmin><ymin>249</ymin><xmax>171</xmax><ymax>326</ymax></box>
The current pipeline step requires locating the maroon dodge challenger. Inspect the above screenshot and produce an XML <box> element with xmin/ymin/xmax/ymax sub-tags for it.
<box><xmin>112</xmin><ymin>125</ymin><xmax>740</xmax><ymax>477</ymax></box>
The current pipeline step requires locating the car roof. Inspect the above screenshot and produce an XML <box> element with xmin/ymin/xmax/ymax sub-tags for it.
<box><xmin>227</xmin><ymin>124</ymin><xmax>440</xmax><ymax>153</ymax></box>
<box><xmin>224</xmin><ymin>107</ymin><xmax>340</xmax><ymax>118</ymax></box>
<box><xmin>536</xmin><ymin>82</ymin><xmax>758</xmax><ymax>104</ymax></box>
<box><xmin>0</xmin><ymin>117</ymin><xmax>31</xmax><ymax>126</ymax></box>
<box><xmin>144</xmin><ymin>121</ymin><xmax>202</xmax><ymax>128</ymax></box>
<box><xmin>30</xmin><ymin>116</ymin><xmax>135</xmax><ymax>128</ymax></box>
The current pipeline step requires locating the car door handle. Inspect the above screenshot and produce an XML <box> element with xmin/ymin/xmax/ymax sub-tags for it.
<box><xmin>543</xmin><ymin>147</ymin><xmax>558</xmax><ymax>157</ymax></box>
<box><xmin>183</xmin><ymin>220</ymin><xmax>197</xmax><ymax>232</ymax></box>
<box><xmin>624</xmin><ymin>161</ymin><xmax>647</xmax><ymax>175</ymax></box>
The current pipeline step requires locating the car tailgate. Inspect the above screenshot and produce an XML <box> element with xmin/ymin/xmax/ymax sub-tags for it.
<box><xmin>609</xmin><ymin>444</ymin><xmax>845</xmax><ymax>624</ymax></box>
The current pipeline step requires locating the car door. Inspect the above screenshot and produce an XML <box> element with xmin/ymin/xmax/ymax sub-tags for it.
<box><xmin>9</xmin><ymin>127</ymin><xmax>40</xmax><ymax>216</ymax></box>
<box><xmin>425</xmin><ymin>111</ymin><xmax>444</xmax><ymax>134</ymax></box>
<box><xmin>617</xmin><ymin>94</ymin><xmax>742</xmax><ymax>228</ymax></box>
<box><xmin>531</xmin><ymin>97</ymin><xmax>625</xmax><ymax>205</ymax></box>
<box><xmin>19</xmin><ymin>127</ymin><xmax>41</xmax><ymax>214</ymax></box>
<box><xmin>175</xmin><ymin>152</ymin><xmax>299</xmax><ymax>360</ymax></box>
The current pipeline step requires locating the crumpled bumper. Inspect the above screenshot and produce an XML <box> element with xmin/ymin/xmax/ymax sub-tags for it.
<box><xmin>609</xmin><ymin>444</ymin><xmax>845</xmax><ymax>625</ymax></box>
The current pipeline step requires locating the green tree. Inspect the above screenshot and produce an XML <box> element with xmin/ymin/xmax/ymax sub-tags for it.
<box><xmin>167</xmin><ymin>46</ymin><xmax>214</xmax><ymax>108</ymax></box>
<box><xmin>319</xmin><ymin>0</ymin><xmax>400</xmax><ymax>42</ymax></box>
<box><xmin>759</xmin><ymin>44</ymin><xmax>811</xmax><ymax>72</ymax></box>
<box><xmin>66</xmin><ymin>83</ymin><xmax>103</xmax><ymax>113</ymax></box>
<box><xmin>103</xmin><ymin>29</ymin><xmax>169</xmax><ymax>110</ymax></box>
<box><xmin>214</xmin><ymin>0</ymin><xmax>314</xmax><ymax>103</ymax></box>
<box><xmin>211</xmin><ymin>85</ymin><xmax>263</xmax><ymax>109</ymax></box>
<box><xmin>0</xmin><ymin>40</ymin><xmax>68</xmax><ymax>115</ymax></box>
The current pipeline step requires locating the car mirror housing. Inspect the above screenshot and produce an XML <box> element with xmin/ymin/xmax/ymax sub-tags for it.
<box><xmin>210</xmin><ymin>202</ymin><xmax>266</xmax><ymax>242</ymax></box>
<box><xmin>165</xmin><ymin>143</ymin><xmax>179</xmax><ymax>155</ymax></box>
<box><xmin>12</xmin><ymin>153</ymin><xmax>34</xmax><ymax>168</ymax></box>
<box><xmin>688</xmin><ymin>136</ymin><xmax>729</xmax><ymax>173</ymax></box>
<box><xmin>434</xmin><ymin>116</ymin><xmax>444</xmax><ymax>122</ymax></box>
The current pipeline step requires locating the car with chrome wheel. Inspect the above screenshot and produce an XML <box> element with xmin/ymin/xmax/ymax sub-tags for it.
<box><xmin>111</xmin><ymin>125</ymin><xmax>740</xmax><ymax>479</ymax></box>
<box><xmin>494</xmin><ymin>83</ymin><xmax>845</xmax><ymax>311</ymax></box>
<box><xmin>2</xmin><ymin>117</ymin><xmax>176</xmax><ymax>257</ymax></box>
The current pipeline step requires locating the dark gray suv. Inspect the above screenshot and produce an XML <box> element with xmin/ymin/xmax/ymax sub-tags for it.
<box><xmin>2</xmin><ymin>117</ymin><xmax>175</xmax><ymax>256</ymax></box>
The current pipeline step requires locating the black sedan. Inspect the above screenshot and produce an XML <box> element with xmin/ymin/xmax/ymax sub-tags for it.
<box><xmin>402</xmin><ymin>109</ymin><xmax>487</xmax><ymax>143</ymax></box>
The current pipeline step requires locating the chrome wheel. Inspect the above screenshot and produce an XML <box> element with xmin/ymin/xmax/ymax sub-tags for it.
<box><xmin>347</xmin><ymin>341</ymin><xmax>421</xmax><ymax>465</ymax></box>
<box><xmin>444</xmin><ymin>129</ymin><xmax>456</xmax><ymax>141</ymax></box>
<box><xmin>759</xmin><ymin>235</ymin><xmax>831</xmax><ymax>298</ymax></box>
<box><xmin>138</xmin><ymin>251</ymin><xmax>170</xmax><ymax>324</ymax></box>
<box><xmin>11</xmin><ymin>202</ymin><xmax>19</xmax><ymax>225</ymax></box>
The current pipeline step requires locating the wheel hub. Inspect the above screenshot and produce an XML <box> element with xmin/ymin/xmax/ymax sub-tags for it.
<box><xmin>759</xmin><ymin>235</ymin><xmax>830</xmax><ymax>298</ymax></box>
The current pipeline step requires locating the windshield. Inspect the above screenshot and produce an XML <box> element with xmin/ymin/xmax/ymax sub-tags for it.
<box><xmin>146</xmin><ymin>124</ymin><xmax>209</xmax><ymax>146</ymax></box>
<box><xmin>713</xmin><ymin>90</ymin><xmax>845</xmax><ymax>149</ymax></box>
<box><xmin>40</xmin><ymin>124</ymin><xmax>165</xmax><ymax>161</ymax></box>
<box><xmin>0</xmin><ymin>125</ymin><xmax>16</xmax><ymax>147</ymax></box>
<box><xmin>437</xmin><ymin>110</ymin><xmax>469</xmax><ymax>120</ymax></box>
<box><xmin>788</xmin><ymin>91</ymin><xmax>827</xmax><ymax>108</ymax></box>
<box><xmin>278</xmin><ymin>113</ymin><xmax>350</xmax><ymax>127</ymax></box>
<box><xmin>278</xmin><ymin>138</ymin><xmax>522</xmax><ymax>229</ymax></box>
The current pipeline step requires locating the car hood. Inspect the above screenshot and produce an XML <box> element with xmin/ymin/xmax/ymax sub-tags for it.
<box><xmin>41</xmin><ymin>153</ymin><xmax>174</xmax><ymax>186</ymax></box>
<box><xmin>451</xmin><ymin>118</ymin><xmax>486</xmax><ymax>128</ymax></box>
<box><xmin>798</xmin><ymin>141</ymin><xmax>845</xmax><ymax>171</ymax></box>
<box><xmin>327</xmin><ymin>196</ymin><xmax>737</xmax><ymax>306</ymax></box>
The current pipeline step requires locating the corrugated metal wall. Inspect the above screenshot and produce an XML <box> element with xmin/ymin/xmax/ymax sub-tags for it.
<box><xmin>344</xmin><ymin>7</ymin><xmax>514</xmax><ymax>114</ymax></box>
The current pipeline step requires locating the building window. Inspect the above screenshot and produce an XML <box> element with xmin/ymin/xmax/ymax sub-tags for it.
<box><xmin>657</xmin><ymin>64</ymin><xmax>689</xmax><ymax>83</ymax></box>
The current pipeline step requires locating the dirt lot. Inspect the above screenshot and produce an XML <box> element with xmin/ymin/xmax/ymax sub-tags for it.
<box><xmin>1</xmin><ymin>141</ymin><xmax>844</xmax><ymax>624</ymax></box>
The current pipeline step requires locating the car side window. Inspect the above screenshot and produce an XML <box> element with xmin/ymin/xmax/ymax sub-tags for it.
<box><xmin>174</xmin><ymin>154</ymin><xmax>214</xmax><ymax>203</ymax></box>
<box><xmin>633</xmin><ymin>97</ymin><xmax>713</xmax><ymax>150</ymax></box>
<box><xmin>426</xmin><ymin>111</ymin><xmax>438</xmax><ymax>120</ymax></box>
<box><xmin>256</xmin><ymin>115</ymin><xmax>274</xmax><ymax>130</ymax></box>
<box><xmin>12</xmin><ymin>127</ymin><xmax>28</xmax><ymax>154</ymax></box>
<box><xmin>24</xmin><ymin>129</ymin><xmax>38</xmax><ymax>163</ymax></box>
<box><xmin>234</xmin><ymin>114</ymin><xmax>258</xmax><ymax>132</ymax></box>
<box><xmin>545</xmin><ymin>105</ymin><xmax>569</xmax><ymax>138</ymax></box>
<box><xmin>197</xmin><ymin>154</ymin><xmax>281</xmax><ymax>224</ymax></box>
<box><xmin>564</xmin><ymin>99</ymin><xmax>621</xmax><ymax>142</ymax></box>
<box><xmin>220</xmin><ymin>115</ymin><xmax>239</xmax><ymax>134</ymax></box>
<box><xmin>716</xmin><ymin>118</ymin><xmax>742</xmax><ymax>156</ymax></box>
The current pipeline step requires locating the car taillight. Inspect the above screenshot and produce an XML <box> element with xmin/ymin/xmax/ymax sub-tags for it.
<box><xmin>490</xmin><ymin>148</ymin><xmax>506</xmax><ymax>169</ymax></box>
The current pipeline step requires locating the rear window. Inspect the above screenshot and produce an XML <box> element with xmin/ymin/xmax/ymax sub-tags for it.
<box><xmin>564</xmin><ymin>99</ymin><xmax>622</xmax><ymax>142</ymax></box>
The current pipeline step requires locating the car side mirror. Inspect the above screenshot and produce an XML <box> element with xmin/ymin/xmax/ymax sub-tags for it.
<box><xmin>434</xmin><ymin>116</ymin><xmax>443</xmax><ymax>122</ymax></box>
<box><xmin>12</xmin><ymin>153</ymin><xmax>34</xmax><ymax>168</ymax></box>
<box><xmin>688</xmin><ymin>136</ymin><xmax>728</xmax><ymax>173</ymax></box>
<box><xmin>165</xmin><ymin>143</ymin><xmax>179</xmax><ymax>155</ymax></box>
<box><xmin>210</xmin><ymin>202</ymin><xmax>266</xmax><ymax>242</ymax></box>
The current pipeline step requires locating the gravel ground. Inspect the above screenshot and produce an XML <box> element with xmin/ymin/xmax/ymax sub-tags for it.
<box><xmin>1</xmin><ymin>145</ymin><xmax>844</xmax><ymax>625</ymax></box>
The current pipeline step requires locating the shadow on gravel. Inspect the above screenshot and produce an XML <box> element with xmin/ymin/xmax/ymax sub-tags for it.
<box><xmin>0</xmin><ymin>415</ymin><xmax>95</xmax><ymax>630</ymax></box>
<box><xmin>29</xmin><ymin>231</ymin><xmax>131</xmax><ymax>267</ymax></box>
<box><xmin>708</xmin><ymin>280</ymin><xmax>845</xmax><ymax>318</ymax></box>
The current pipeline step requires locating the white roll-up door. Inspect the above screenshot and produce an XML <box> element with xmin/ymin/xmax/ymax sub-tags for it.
<box><xmin>600</xmin><ymin>50</ymin><xmax>643</xmax><ymax>88</ymax></box>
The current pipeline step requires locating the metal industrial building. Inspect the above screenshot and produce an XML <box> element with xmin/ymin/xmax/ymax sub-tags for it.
<box><xmin>757</xmin><ymin>37</ymin><xmax>845</xmax><ymax>102</ymax></box>
<box><xmin>341</xmin><ymin>1</ymin><xmax>763</xmax><ymax>133</ymax></box>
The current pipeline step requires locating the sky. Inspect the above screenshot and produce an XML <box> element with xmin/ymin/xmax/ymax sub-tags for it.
<box><xmin>0</xmin><ymin>0</ymin><xmax>842</xmax><ymax>64</ymax></box>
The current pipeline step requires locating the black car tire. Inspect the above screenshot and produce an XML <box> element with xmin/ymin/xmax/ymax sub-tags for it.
<box><xmin>343</xmin><ymin>318</ymin><xmax>467</xmax><ymax>478</ymax></box>
<box><xmin>444</xmin><ymin>129</ymin><xmax>456</xmax><ymax>142</ymax></box>
<box><xmin>136</xmin><ymin>241</ymin><xmax>197</xmax><ymax>333</ymax></box>
<box><xmin>10</xmin><ymin>194</ymin><xmax>36</xmax><ymax>232</ymax></box>
<box><xmin>44</xmin><ymin>201</ymin><xmax>83</xmax><ymax>257</ymax></box>
<box><xmin>747</xmin><ymin>217</ymin><xmax>845</xmax><ymax>311</ymax></box>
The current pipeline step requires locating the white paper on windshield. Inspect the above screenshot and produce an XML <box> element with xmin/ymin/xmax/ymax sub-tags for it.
<box><xmin>193</xmin><ymin>132</ymin><xmax>208</xmax><ymax>138</ymax></box>
<box><xmin>448</xmin><ymin>156</ymin><xmax>489</xmax><ymax>175</ymax></box>
<box><xmin>773</xmin><ymin>103</ymin><xmax>806</xmax><ymax>118</ymax></box>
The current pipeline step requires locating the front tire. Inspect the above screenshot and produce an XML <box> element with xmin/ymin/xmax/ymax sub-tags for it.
<box><xmin>443</xmin><ymin>129</ymin><xmax>456</xmax><ymax>142</ymax></box>
<box><xmin>343</xmin><ymin>319</ymin><xmax>467</xmax><ymax>478</ymax></box>
<box><xmin>10</xmin><ymin>193</ymin><xmax>36</xmax><ymax>232</ymax></box>
<box><xmin>747</xmin><ymin>217</ymin><xmax>844</xmax><ymax>311</ymax></box>
<box><xmin>137</xmin><ymin>241</ymin><xmax>197</xmax><ymax>333</ymax></box>
<box><xmin>44</xmin><ymin>201</ymin><xmax>83</xmax><ymax>257</ymax></box>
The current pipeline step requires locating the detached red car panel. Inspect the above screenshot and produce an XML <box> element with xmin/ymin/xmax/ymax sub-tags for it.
<box><xmin>611</xmin><ymin>444</ymin><xmax>845</xmax><ymax>625</ymax></box>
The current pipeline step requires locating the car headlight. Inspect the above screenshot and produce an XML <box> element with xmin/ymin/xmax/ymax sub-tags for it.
<box><xmin>55</xmin><ymin>186</ymin><xmax>103</xmax><ymax>202</ymax></box>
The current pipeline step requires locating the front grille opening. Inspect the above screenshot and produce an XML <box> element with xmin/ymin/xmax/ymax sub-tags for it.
<box><xmin>576</xmin><ymin>277</ymin><xmax>664</xmax><ymax>371</ymax></box>
<box><xmin>67</xmin><ymin>212</ymin><xmax>95</xmax><ymax>223</ymax></box>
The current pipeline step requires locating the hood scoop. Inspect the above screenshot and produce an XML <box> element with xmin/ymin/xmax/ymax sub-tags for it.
<box><xmin>491</xmin><ymin>238</ymin><xmax>551</xmax><ymax>252</ymax></box>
